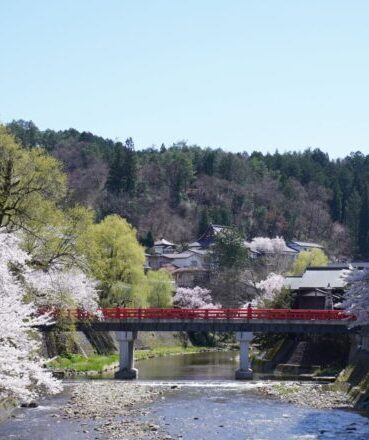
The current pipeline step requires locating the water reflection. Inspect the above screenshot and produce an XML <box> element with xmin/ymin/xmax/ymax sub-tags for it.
<box><xmin>136</xmin><ymin>351</ymin><xmax>239</xmax><ymax>380</ymax></box>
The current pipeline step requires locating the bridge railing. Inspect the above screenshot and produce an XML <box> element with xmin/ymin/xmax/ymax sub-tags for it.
<box><xmin>42</xmin><ymin>308</ymin><xmax>355</xmax><ymax>321</ymax></box>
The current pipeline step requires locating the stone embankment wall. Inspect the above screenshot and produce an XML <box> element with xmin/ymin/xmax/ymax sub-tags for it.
<box><xmin>335</xmin><ymin>349</ymin><xmax>369</xmax><ymax>410</ymax></box>
<box><xmin>41</xmin><ymin>328</ymin><xmax>183</xmax><ymax>358</ymax></box>
<box><xmin>253</xmin><ymin>334</ymin><xmax>351</xmax><ymax>376</ymax></box>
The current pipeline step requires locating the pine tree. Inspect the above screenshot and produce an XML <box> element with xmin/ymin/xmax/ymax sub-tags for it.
<box><xmin>106</xmin><ymin>142</ymin><xmax>125</xmax><ymax>194</ymax></box>
<box><xmin>198</xmin><ymin>209</ymin><xmax>210</xmax><ymax>235</ymax></box>
<box><xmin>122</xmin><ymin>138</ymin><xmax>137</xmax><ymax>193</ymax></box>
<box><xmin>330</xmin><ymin>180</ymin><xmax>343</xmax><ymax>222</ymax></box>
<box><xmin>358</xmin><ymin>185</ymin><xmax>369</xmax><ymax>259</ymax></box>
<box><xmin>106</xmin><ymin>139</ymin><xmax>137</xmax><ymax>194</ymax></box>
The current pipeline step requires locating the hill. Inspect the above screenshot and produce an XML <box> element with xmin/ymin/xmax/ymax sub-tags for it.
<box><xmin>7</xmin><ymin>119</ymin><xmax>369</xmax><ymax>259</ymax></box>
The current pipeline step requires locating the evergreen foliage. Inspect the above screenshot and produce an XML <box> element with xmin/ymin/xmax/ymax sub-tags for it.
<box><xmin>8</xmin><ymin>119</ymin><xmax>369</xmax><ymax>258</ymax></box>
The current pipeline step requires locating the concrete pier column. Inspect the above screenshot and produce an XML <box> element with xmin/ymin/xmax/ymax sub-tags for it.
<box><xmin>115</xmin><ymin>331</ymin><xmax>138</xmax><ymax>379</ymax></box>
<box><xmin>360</xmin><ymin>334</ymin><xmax>369</xmax><ymax>351</ymax></box>
<box><xmin>235</xmin><ymin>332</ymin><xmax>253</xmax><ymax>380</ymax></box>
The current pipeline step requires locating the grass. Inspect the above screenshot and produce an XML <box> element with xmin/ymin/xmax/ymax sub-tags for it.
<box><xmin>48</xmin><ymin>345</ymin><xmax>211</xmax><ymax>373</ymax></box>
<box><xmin>314</xmin><ymin>367</ymin><xmax>342</xmax><ymax>377</ymax></box>
<box><xmin>48</xmin><ymin>353</ymin><xmax>119</xmax><ymax>372</ymax></box>
<box><xmin>272</xmin><ymin>384</ymin><xmax>300</xmax><ymax>396</ymax></box>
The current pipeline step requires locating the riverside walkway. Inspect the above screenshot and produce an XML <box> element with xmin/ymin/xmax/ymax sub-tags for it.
<box><xmin>44</xmin><ymin>308</ymin><xmax>355</xmax><ymax>380</ymax></box>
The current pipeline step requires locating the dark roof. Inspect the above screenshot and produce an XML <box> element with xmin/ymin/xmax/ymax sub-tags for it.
<box><xmin>173</xmin><ymin>268</ymin><xmax>209</xmax><ymax>274</ymax></box>
<box><xmin>197</xmin><ymin>224</ymin><xmax>230</xmax><ymax>247</ymax></box>
<box><xmin>161</xmin><ymin>252</ymin><xmax>194</xmax><ymax>259</ymax></box>
<box><xmin>327</xmin><ymin>262</ymin><xmax>369</xmax><ymax>269</ymax></box>
<box><xmin>288</xmin><ymin>240</ymin><xmax>324</xmax><ymax>249</ymax></box>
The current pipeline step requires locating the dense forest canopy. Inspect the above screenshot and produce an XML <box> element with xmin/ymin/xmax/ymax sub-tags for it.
<box><xmin>7</xmin><ymin>119</ymin><xmax>369</xmax><ymax>259</ymax></box>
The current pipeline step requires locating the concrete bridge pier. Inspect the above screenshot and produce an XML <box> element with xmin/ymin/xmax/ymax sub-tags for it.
<box><xmin>115</xmin><ymin>331</ymin><xmax>138</xmax><ymax>379</ymax></box>
<box><xmin>235</xmin><ymin>332</ymin><xmax>253</xmax><ymax>380</ymax></box>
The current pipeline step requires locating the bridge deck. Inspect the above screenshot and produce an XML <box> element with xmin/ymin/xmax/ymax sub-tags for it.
<box><xmin>43</xmin><ymin>308</ymin><xmax>355</xmax><ymax>334</ymax></box>
<box><xmin>83</xmin><ymin>318</ymin><xmax>352</xmax><ymax>333</ymax></box>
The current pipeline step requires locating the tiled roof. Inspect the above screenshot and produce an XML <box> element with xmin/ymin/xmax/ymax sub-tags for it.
<box><xmin>288</xmin><ymin>241</ymin><xmax>324</xmax><ymax>249</ymax></box>
<box><xmin>161</xmin><ymin>252</ymin><xmax>194</xmax><ymax>259</ymax></box>
<box><xmin>154</xmin><ymin>239</ymin><xmax>175</xmax><ymax>246</ymax></box>
<box><xmin>284</xmin><ymin>268</ymin><xmax>347</xmax><ymax>290</ymax></box>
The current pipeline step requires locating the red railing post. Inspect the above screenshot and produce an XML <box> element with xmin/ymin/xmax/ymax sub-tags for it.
<box><xmin>247</xmin><ymin>304</ymin><xmax>252</xmax><ymax>320</ymax></box>
<box><xmin>54</xmin><ymin>307</ymin><xmax>355</xmax><ymax>324</ymax></box>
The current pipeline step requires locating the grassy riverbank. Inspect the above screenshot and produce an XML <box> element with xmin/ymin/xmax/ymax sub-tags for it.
<box><xmin>48</xmin><ymin>345</ymin><xmax>212</xmax><ymax>373</ymax></box>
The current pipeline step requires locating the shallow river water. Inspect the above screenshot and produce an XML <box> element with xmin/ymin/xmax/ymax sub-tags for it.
<box><xmin>1</xmin><ymin>351</ymin><xmax>369</xmax><ymax>440</ymax></box>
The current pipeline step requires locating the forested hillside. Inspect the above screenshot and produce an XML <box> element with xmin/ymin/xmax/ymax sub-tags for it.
<box><xmin>7</xmin><ymin>120</ymin><xmax>369</xmax><ymax>259</ymax></box>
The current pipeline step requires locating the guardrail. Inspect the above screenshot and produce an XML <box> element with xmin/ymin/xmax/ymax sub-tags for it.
<box><xmin>41</xmin><ymin>308</ymin><xmax>355</xmax><ymax>321</ymax></box>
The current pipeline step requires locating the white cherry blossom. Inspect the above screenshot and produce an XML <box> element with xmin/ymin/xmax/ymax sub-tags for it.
<box><xmin>173</xmin><ymin>286</ymin><xmax>220</xmax><ymax>309</ymax></box>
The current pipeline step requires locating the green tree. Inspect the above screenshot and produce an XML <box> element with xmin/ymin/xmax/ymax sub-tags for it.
<box><xmin>198</xmin><ymin>208</ymin><xmax>210</xmax><ymax>236</ymax></box>
<box><xmin>147</xmin><ymin>270</ymin><xmax>173</xmax><ymax>307</ymax></box>
<box><xmin>81</xmin><ymin>214</ymin><xmax>147</xmax><ymax>307</ymax></box>
<box><xmin>140</xmin><ymin>230</ymin><xmax>154</xmax><ymax>249</ymax></box>
<box><xmin>106</xmin><ymin>139</ymin><xmax>137</xmax><ymax>194</ymax></box>
<box><xmin>23</xmin><ymin>205</ymin><xmax>94</xmax><ymax>269</ymax></box>
<box><xmin>210</xmin><ymin>228</ymin><xmax>249</xmax><ymax>271</ymax></box>
<box><xmin>345</xmin><ymin>189</ymin><xmax>361</xmax><ymax>254</ymax></box>
<box><xmin>358</xmin><ymin>185</ymin><xmax>369</xmax><ymax>259</ymax></box>
<box><xmin>0</xmin><ymin>125</ymin><xmax>66</xmax><ymax>230</ymax></box>
<box><xmin>291</xmin><ymin>249</ymin><xmax>329</xmax><ymax>276</ymax></box>
<box><xmin>330</xmin><ymin>180</ymin><xmax>343</xmax><ymax>222</ymax></box>
<box><xmin>167</xmin><ymin>150</ymin><xmax>194</xmax><ymax>206</ymax></box>
<box><xmin>209</xmin><ymin>228</ymin><xmax>250</xmax><ymax>307</ymax></box>
<box><xmin>7</xmin><ymin>119</ymin><xmax>40</xmax><ymax>148</ymax></box>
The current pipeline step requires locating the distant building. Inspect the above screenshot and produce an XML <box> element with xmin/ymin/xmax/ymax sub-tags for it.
<box><xmin>197</xmin><ymin>224</ymin><xmax>230</xmax><ymax>248</ymax></box>
<box><xmin>153</xmin><ymin>238</ymin><xmax>176</xmax><ymax>255</ymax></box>
<box><xmin>160</xmin><ymin>251</ymin><xmax>205</xmax><ymax>269</ymax></box>
<box><xmin>244</xmin><ymin>240</ymin><xmax>298</xmax><ymax>260</ymax></box>
<box><xmin>287</xmin><ymin>241</ymin><xmax>324</xmax><ymax>253</ymax></box>
<box><xmin>146</xmin><ymin>250</ymin><xmax>207</xmax><ymax>271</ymax></box>
<box><xmin>188</xmin><ymin>241</ymin><xmax>202</xmax><ymax>250</ymax></box>
<box><xmin>284</xmin><ymin>266</ymin><xmax>347</xmax><ymax>309</ymax></box>
<box><xmin>173</xmin><ymin>268</ymin><xmax>210</xmax><ymax>288</ymax></box>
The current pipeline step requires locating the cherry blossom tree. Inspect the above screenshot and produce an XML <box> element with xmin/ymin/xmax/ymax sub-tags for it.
<box><xmin>27</xmin><ymin>268</ymin><xmax>99</xmax><ymax>311</ymax></box>
<box><xmin>343</xmin><ymin>267</ymin><xmax>369</xmax><ymax>326</ymax></box>
<box><xmin>0</xmin><ymin>232</ymin><xmax>62</xmax><ymax>402</ymax></box>
<box><xmin>247</xmin><ymin>236</ymin><xmax>294</xmax><ymax>276</ymax></box>
<box><xmin>173</xmin><ymin>286</ymin><xmax>220</xmax><ymax>309</ymax></box>
<box><xmin>255</xmin><ymin>273</ymin><xmax>285</xmax><ymax>302</ymax></box>
<box><xmin>249</xmin><ymin>236</ymin><xmax>287</xmax><ymax>254</ymax></box>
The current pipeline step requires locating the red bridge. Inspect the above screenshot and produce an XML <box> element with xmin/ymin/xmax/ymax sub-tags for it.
<box><xmin>54</xmin><ymin>307</ymin><xmax>354</xmax><ymax>322</ymax></box>
<box><xmin>44</xmin><ymin>307</ymin><xmax>355</xmax><ymax>380</ymax></box>
<box><xmin>45</xmin><ymin>307</ymin><xmax>355</xmax><ymax>334</ymax></box>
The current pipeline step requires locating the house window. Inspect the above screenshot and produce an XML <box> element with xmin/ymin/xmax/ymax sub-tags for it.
<box><xmin>191</xmin><ymin>260</ymin><xmax>198</xmax><ymax>267</ymax></box>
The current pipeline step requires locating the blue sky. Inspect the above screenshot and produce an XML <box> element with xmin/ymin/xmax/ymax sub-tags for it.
<box><xmin>1</xmin><ymin>1</ymin><xmax>368</xmax><ymax>157</ymax></box>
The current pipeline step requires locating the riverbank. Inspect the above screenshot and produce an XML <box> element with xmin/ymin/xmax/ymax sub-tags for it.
<box><xmin>48</xmin><ymin>345</ymin><xmax>219</xmax><ymax>376</ymax></box>
<box><xmin>258</xmin><ymin>381</ymin><xmax>353</xmax><ymax>409</ymax></box>
<box><xmin>2</xmin><ymin>349</ymin><xmax>369</xmax><ymax>440</ymax></box>
<box><xmin>3</xmin><ymin>379</ymin><xmax>369</xmax><ymax>440</ymax></box>
<box><xmin>51</xmin><ymin>381</ymin><xmax>362</xmax><ymax>439</ymax></box>
<box><xmin>63</xmin><ymin>382</ymin><xmax>173</xmax><ymax>439</ymax></box>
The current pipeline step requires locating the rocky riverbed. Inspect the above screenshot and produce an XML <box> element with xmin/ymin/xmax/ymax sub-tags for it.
<box><xmin>62</xmin><ymin>382</ymin><xmax>174</xmax><ymax>439</ymax></box>
<box><xmin>1</xmin><ymin>380</ymin><xmax>367</xmax><ymax>440</ymax></box>
<box><xmin>60</xmin><ymin>381</ymin><xmax>353</xmax><ymax>440</ymax></box>
<box><xmin>258</xmin><ymin>381</ymin><xmax>353</xmax><ymax>409</ymax></box>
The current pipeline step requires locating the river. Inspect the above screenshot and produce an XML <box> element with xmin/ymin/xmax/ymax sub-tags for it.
<box><xmin>1</xmin><ymin>351</ymin><xmax>369</xmax><ymax>439</ymax></box>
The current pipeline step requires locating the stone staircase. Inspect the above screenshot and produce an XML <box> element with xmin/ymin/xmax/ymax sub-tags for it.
<box><xmin>274</xmin><ymin>341</ymin><xmax>320</xmax><ymax>377</ymax></box>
